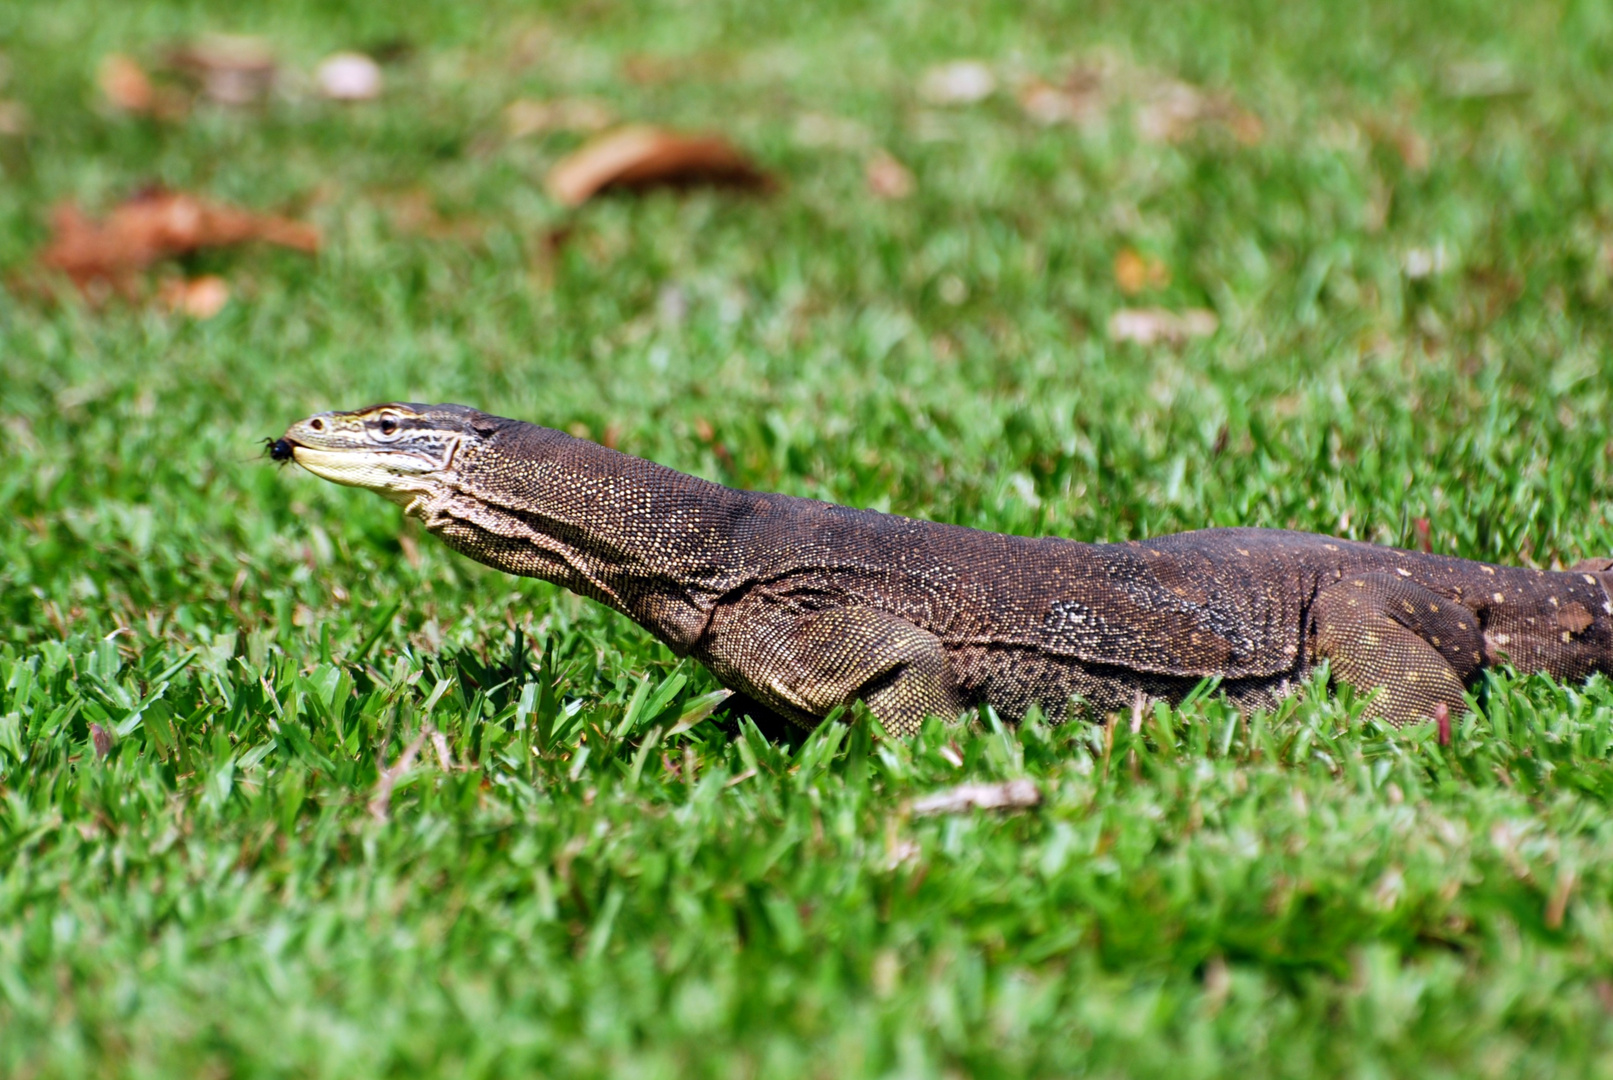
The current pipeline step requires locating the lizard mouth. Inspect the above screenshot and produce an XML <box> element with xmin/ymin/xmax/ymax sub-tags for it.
<box><xmin>287</xmin><ymin>443</ymin><xmax>442</xmax><ymax>501</ymax></box>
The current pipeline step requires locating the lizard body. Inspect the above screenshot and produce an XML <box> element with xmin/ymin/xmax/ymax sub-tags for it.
<box><xmin>276</xmin><ymin>403</ymin><xmax>1613</xmax><ymax>733</ymax></box>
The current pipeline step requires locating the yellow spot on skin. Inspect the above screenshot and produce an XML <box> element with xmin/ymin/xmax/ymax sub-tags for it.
<box><xmin>1407</xmin><ymin>670</ymin><xmax>1419</xmax><ymax>681</ymax></box>
<box><xmin>1353</xmin><ymin>580</ymin><xmax>1366</xmax><ymax>587</ymax></box>
<box><xmin>1492</xmin><ymin>593</ymin><xmax>1505</xmax><ymax>603</ymax></box>
<box><xmin>1482</xmin><ymin>566</ymin><xmax>1496</xmax><ymax>575</ymax></box>
<box><xmin>1495</xmin><ymin>633</ymin><xmax>1511</xmax><ymax>646</ymax></box>
<box><xmin>1324</xmin><ymin>544</ymin><xmax>1338</xmax><ymax>551</ymax></box>
<box><xmin>1432</xmin><ymin>636</ymin><xmax>1442</xmax><ymax>646</ymax></box>
<box><xmin>1236</xmin><ymin>548</ymin><xmax>1250</xmax><ymax>557</ymax></box>
<box><xmin>1430</xmin><ymin>604</ymin><xmax>1439</xmax><ymax>612</ymax></box>
<box><xmin>1364</xmin><ymin>632</ymin><xmax>1380</xmax><ymax>646</ymax></box>
<box><xmin>1562</xmin><ymin>631</ymin><xmax>1573</xmax><ymax>643</ymax></box>
<box><xmin>1586</xmin><ymin>574</ymin><xmax>1599</xmax><ymax>585</ymax></box>
<box><xmin>1396</xmin><ymin>567</ymin><xmax>1411</xmax><ymax>577</ymax></box>
<box><xmin>1458</xmin><ymin>621</ymin><xmax>1469</xmax><ymax>630</ymax></box>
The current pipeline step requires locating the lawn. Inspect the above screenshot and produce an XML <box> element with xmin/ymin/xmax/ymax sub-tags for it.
<box><xmin>5</xmin><ymin>0</ymin><xmax>1613</xmax><ymax>1075</ymax></box>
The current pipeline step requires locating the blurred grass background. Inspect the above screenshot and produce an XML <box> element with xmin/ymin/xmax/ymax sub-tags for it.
<box><xmin>4</xmin><ymin>0</ymin><xmax>1613</xmax><ymax>1075</ymax></box>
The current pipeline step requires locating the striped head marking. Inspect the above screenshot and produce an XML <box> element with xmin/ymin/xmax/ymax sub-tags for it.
<box><xmin>277</xmin><ymin>402</ymin><xmax>495</xmax><ymax>507</ymax></box>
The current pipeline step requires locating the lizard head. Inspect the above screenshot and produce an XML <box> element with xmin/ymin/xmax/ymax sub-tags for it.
<box><xmin>276</xmin><ymin>402</ymin><xmax>495</xmax><ymax>506</ymax></box>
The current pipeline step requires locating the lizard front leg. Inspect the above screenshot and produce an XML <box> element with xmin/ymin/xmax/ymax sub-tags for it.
<box><xmin>1311</xmin><ymin>573</ymin><xmax>1485</xmax><ymax>726</ymax></box>
<box><xmin>700</xmin><ymin>600</ymin><xmax>965</xmax><ymax>736</ymax></box>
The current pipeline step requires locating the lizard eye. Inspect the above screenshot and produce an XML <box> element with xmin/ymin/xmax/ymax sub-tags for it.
<box><xmin>376</xmin><ymin>415</ymin><xmax>399</xmax><ymax>438</ymax></box>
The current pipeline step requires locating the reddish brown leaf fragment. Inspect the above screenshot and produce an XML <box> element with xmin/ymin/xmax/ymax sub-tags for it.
<box><xmin>40</xmin><ymin>189</ymin><xmax>320</xmax><ymax>295</ymax></box>
<box><xmin>545</xmin><ymin>126</ymin><xmax>771</xmax><ymax>207</ymax></box>
<box><xmin>99</xmin><ymin>54</ymin><xmax>154</xmax><ymax>112</ymax></box>
<box><xmin>865</xmin><ymin>151</ymin><xmax>915</xmax><ymax>200</ymax></box>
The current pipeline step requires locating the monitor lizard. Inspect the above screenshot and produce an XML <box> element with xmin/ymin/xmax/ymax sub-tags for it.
<box><xmin>272</xmin><ymin>402</ymin><xmax>1613</xmax><ymax>734</ymax></box>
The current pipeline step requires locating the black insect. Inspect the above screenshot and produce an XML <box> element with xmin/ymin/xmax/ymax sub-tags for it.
<box><xmin>266</xmin><ymin>438</ymin><xmax>295</xmax><ymax>462</ymax></box>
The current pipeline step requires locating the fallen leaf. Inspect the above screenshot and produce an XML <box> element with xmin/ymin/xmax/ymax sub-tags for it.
<box><xmin>545</xmin><ymin>125</ymin><xmax>771</xmax><ymax>208</ymax></box>
<box><xmin>316</xmin><ymin>51</ymin><xmax>382</xmax><ymax>101</ymax></box>
<box><xmin>910</xmin><ymin>779</ymin><xmax>1040</xmax><ymax>817</ymax></box>
<box><xmin>918</xmin><ymin>60</ymin><xmax>995</xmax><ymax>106</ymax></box>
<box><xmin>1108</xmin><ymin>307</ymin><xmax>1218</xmax><ymax>346</ymax></box>
<box><xmin>99</xmin><ymin>54</ymin><xmax>154</xmax><ymax>112</ymax></box>
<box><xmin>165</xmin><ymin>35</ymin><xmax>276</xmax><ymax>106</ymax></box>
<box><xmin>1017</xmin><ymin>70</ymin><xmax>1106</xmax><ymax>127</ymax></box>
<box><xmin>40</xmin><ymin>188</ymin><xmax>320</xmax><ymax>297</ymax></box>
<box><xmin>865</xmin><ymin>150</ymin><xmax>915</xmax><ymax>199</ymax></box>
<box><xmin>1136</xmin><ymin>79</ymin><xmax>1260</xmax><ymax>144</ymax></box>
<box><xmin>1113</xmin><ymin>248</ymin><xmax>1170</xmax><ymax>295</ymax></box>
<box><xmin>504</xmin><ymin>97</ymin><xmax>614</xmax><ymax>138</ymax></box>
<box><xmin>90</xmin><ymin>723</ymin><xmax>113</xmax><ymax>759</ymax></box>
<box><xmin>158</xmin><ymin>275</ymin><xmax>230</xmax><ymax>318</ymax></box>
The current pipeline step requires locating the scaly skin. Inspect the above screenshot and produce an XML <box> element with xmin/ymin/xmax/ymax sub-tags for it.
<box><xmin>276</xmin><ymin>403</ymin><xmax>1613</xmax><ymax>733</ymax></box>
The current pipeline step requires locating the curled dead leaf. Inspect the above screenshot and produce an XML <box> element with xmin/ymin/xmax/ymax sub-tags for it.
<box><xmin>865</xmin><ymin>150</ymin><xmax>915</xmax><ymax>199</ymax></box>
<box><xmin>909</xmin><ymin>779</ymin><xmax>1040</xmax><ymax>817</ymax></box>
<box><xmin>504</xmin><ymin>97</ymin><xmax>614</xmax><ymax>138</ymax></box>
<box><xmin>1108</xmin><ymin>307</ymin><xmax>1218</xmax><ymax>346</ymax></box>
<box><xmin>40</xmin><ymin>188</ymin><xmax>320</xmax><ymax>297</ymax></box>
<box><xmin>545</xmin><ymin>125</ymin><xmax>771</xmax><ymax>208</ymax></box>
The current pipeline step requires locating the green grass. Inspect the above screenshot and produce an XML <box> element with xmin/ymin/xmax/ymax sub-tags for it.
<box><xmin>5</xmin><ymin>0</ymin><xmax>1613</xmax><ymax>1075</ymax></box>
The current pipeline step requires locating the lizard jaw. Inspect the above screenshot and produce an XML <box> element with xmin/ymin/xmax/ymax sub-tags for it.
<box><xmin>288</xmin><ymin>444</ymin><xmax>443</xmax><ymax>507</ymax></box>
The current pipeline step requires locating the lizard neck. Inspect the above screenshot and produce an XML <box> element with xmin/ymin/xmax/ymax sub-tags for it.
<box><xmin>411</xmin><ymin>422</ymin><xmax>750</xmax><ymax>652</ymax></box>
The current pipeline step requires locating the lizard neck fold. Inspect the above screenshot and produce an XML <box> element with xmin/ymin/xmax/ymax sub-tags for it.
<box><xmin>413</xmin><ymin>423</ymin><xmax>754</xmax><ymax>652</ymax></box>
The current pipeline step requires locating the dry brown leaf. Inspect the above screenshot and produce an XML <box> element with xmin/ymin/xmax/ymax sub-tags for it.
<box><xmin>40</xmin><ymin>188</ymin><xmax>320</xmax><ymax>296</ymax></box>
<box><xmin>99</xmin><ymin>54</ymin><xmax>154</xmax><ymax>112</ymax></box>
<box><xmin>1017</xmin><ymin>68</ymin><xmax>1107</xmax><ymax>127</ymax></box>
<box><xmin>918</xmin><ymin>61</ymin><xmax>995</xmax><ymax>106</ymax></box>
<box><xmin>545</xmin><ymin>126</ymin><xmax>771</xmax><ymax>208</ymax></box>
<box><xmin>865</xmin><ymin>150</ymin><xmax>915</xmax><ymax>199</ymax></box>
<box><xmin>1113</xmin><ymin>248</ymin><xmax>1170</xmax><ymax>295</ymax></box>
<box><xmin>504</xmin><ymin>97</ymin><xmax>614</xmax><ymax>138</ymax></box>
<box><xmin>1135</xmin><ymin>81</ymin><xmax>1261</xmax><ymax>145</ymax></box>
<box><xmin>909</xmin><ymin>779</ymin><xmax>1040</xmax><ymax>817</ymax></box>
<box><xmin>165</xmin><ymin>35</ymin><xmax>276</xmax><ymax>106</ymax></box>
<box><xmin>316</xmin><ymin>52</ymin><xmax>382</xmax><ymax>101</ymax></box>
<box><xmin>1108</xmin><ymin>307</ymin><xmax>1218</xmax><ymax>346</ymax></box>
<box><xmin>158</xmin><ymin>275</ymin><xmax>230</xmax><ymax>319</ymax></box>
